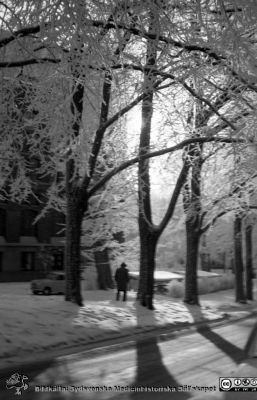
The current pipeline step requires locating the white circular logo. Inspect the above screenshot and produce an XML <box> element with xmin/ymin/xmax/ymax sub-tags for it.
<box><xmin>221</xmin><ymin>379</ymin><xmax>232</xmax><ymax>391</ymax></box>
<box><xmin>234</xmin><ymin>379</ymin><xmax>241</xmax><ymax>386</ymax></box>
<box><xmin>251</xmin><ymin>378</ymin><xmax>257</xmax><ymax>386</ymax></box>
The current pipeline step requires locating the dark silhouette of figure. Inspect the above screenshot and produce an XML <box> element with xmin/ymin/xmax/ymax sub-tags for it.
<box><xmin>115</xmin><ymin>262</ymin><xmax>129</xmax><ymax>301</ymax></box>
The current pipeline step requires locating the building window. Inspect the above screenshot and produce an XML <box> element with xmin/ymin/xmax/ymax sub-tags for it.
<box><xmin>53</xmin><ymin>252</ymin><xmax>64</xmax><ymax>270</ymax></box>
<box><xmin>0</xmin><ymin>208</ymin><xmax>6</xmax><ymax>236</ymax></box>
<box><xmin>21</xmin><ymin>252</ymin><xmax>35</xmax><ymax>270</ymax></box>
<box><xmin>21</xmin><ymin>210</ymin><xmax>38</xmax><ymax>236</ymax></box>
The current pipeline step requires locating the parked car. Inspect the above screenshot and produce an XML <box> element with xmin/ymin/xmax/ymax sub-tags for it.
<box><xmin>31</xmin><ymin>271</ymin><xmax>65</xmax><ymax>295</ymax></box>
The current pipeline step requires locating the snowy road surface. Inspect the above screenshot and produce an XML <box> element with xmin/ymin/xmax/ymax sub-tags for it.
<box><xmin>0</xmin><ymin>316</ymin><xmax>256</xmax><ymax>399</ymax></box>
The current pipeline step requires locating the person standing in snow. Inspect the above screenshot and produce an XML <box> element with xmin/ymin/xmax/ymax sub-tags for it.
<box><xmin>115</xmin><ymin>262</ymin><xmax>130</xmax><ymax>301</ymax></box>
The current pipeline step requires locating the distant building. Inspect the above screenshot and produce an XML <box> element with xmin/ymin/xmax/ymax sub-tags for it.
<box><xmin>0</xmin><ymin>32</ymin><xmax>67</xmax><ymax>282</ymax></box>
<box><xmin>0</xmin><ymin>202</ymin><xmax>65</xmax><ymax>281</ymax></box>
<box><xmin>0</xmin><ymin>71</ymin><xmax>65</xmax><ymax>282</ymax></box>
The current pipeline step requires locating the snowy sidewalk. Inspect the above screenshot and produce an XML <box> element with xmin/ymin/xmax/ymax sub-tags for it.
<box><xmin>0</xmin><ymin>283</ymin><xmax>257</xmax><ymax>369</ymax></box>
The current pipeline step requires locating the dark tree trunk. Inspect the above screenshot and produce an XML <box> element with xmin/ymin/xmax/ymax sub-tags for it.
<box><xmin>184</xmin><ymin>220</ymin><xmax>200</xmax><ymax>304</ymax></box>
<box><xmin>63</xmin><ymin>25</ymin><xmax>134</xmax><ymax>305</ymax></box>
<box><xmin>234</xmin><ymin>214</ymin><xmax>246</xmax><ymax>303</ymax></box>
<box><xmin>65</xmin><ymin>79</ymin><xmax>84</xmax><ymax>305</ymax></box>
<box><xmin>137</xmin><ymin>227</ymin><xmax>158</xmax><ymax>309</ymax></box>
<box><xmin>137</xmin><ymin>7</ymin><xmax>158</xmax><ymax>310</ymax></box>
<box><xmin>245</xmin><ymin>223</ymin><xmax>253</xmax><ymax>300</ymax></box>
<box><xmin>94</xmin><ymin>246</ymin><xmax>114</xmax><ymax>289</ymax></box>
<box><xmin>65</xmin><ymin>190</ymin><xmax>85</xmax><ymax>306</ymax></box>
<box><xmin>182</xmin><ymin>84</ymin><xmax>245</xmax><ymax>305</ymax></box>
<box><xmin>183</xmin><ymin>141</ymin><xmax>202</xmax><ymax>305</ymax></box>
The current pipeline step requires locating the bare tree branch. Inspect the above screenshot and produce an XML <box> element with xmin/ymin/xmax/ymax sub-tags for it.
<box><xmin>81</xmin><ymin>76</ymin><xmax>170</xmax><ymax>192</ymax></box>
<box><xmin>200</xmin><ymin>170</ymin><xmax>257</xmax><ymax>230</ymax></box>
<box><xmin>0</xmin><ymin>25</ymin><xmax>44</xmax><ymax>48</ymax></box>
<box><xmin>88</xmin><ymin>136</ymin><xmax>245</xmax><ymax>197</ymax></box>
<box><xmin>0</xmin><ymin>57</ymin><xmax>59</xmax><ymax>67</ymax></box>
<box><xmin>1</xmin><ymin>16</ymin><xmax>256</xmax><ymax>94</ymax></box>
<box><xmin>156</xmin><ymin>160</ymin><xmax>190</xmax><ymax>235</ymax></box>
<box><xmin>200</xmin><ymin>205</ymin><xmax>257</xmax><ymax>235</ymax></box>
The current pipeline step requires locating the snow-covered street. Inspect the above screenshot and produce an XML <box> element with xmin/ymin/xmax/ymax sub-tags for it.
<box><xmin>1</xmin><ymin>282</ymin><xmax>257</xmax><ymax>369</ymax></box>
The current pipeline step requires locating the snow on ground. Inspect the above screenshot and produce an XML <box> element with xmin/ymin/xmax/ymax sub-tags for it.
<box><xmin>0</xmin><ymin>282</ymin><xmax>256</xmax><ymax>369</ymax></box>
<box><xmin>129</xmin><ymin>270</ymin><xmax>183</xmax><ymax>281</ymax></box>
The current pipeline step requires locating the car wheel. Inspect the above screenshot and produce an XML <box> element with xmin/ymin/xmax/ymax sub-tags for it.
<box><xmin>43</xmin><ymin>287</ymin><xmax>52</xmax><ymax>295</ymax></box>
<box><xmin>33</xmin><ymin>290</ymin><xmax>39</xmax><ymax>295</ymax></box>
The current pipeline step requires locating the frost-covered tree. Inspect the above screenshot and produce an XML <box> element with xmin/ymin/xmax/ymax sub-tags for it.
<box><xmin>0</xmin><ymin>1</ymin><xmax>177</xmax><ymax>305</ymax></box>
<box><xmin>133</xmin><ymin>0</ymin><xmax>257</xmax><ymax>308</ymax></box>
<box><xmin>0</xmin><ymin>1</ymin><xmax>149</xmax><ymax>304</ymax></box>
<box><xmin>1</xmin><ymin>0</ymin><xmax>257</xmax><ymax>309</ymax></box>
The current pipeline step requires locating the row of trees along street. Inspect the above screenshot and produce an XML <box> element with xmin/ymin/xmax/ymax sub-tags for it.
<box><xmin>1</xmin><ymin>1</ymin><xmax>257</xmax><ymax>308</ymax></box>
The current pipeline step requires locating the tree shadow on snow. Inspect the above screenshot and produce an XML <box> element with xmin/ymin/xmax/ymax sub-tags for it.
<box><xmin>130</xmin><ymin>302</ymin><xmax>192</xmax><ymax>400</ymax></box>
<box><xmin>185</xmin><ymin>304</ymin><xmax>245</xmax><ymax>364</ymax></box>
<box><xmin>222</xmin><ymin>321</ymin><xmax>257</xmax><ymax>400</ymax></box>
